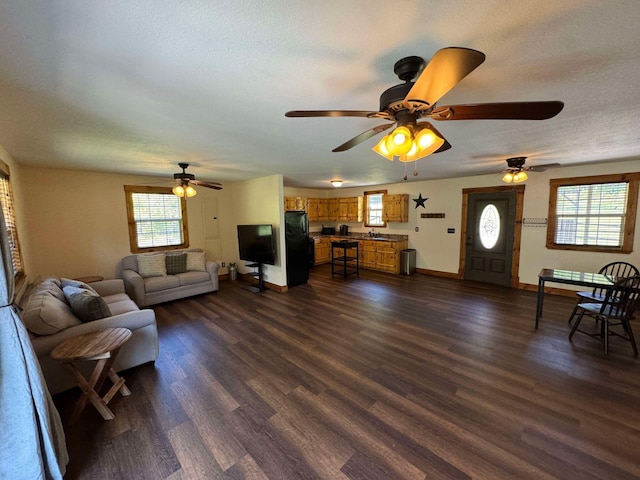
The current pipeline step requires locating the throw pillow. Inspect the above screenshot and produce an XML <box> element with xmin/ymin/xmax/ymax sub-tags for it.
<box><xmin>62</xmin><ymin>285</ymin><xmax>90</xmax><ymax>303</ymax></box>
<box><xmin>166</xmin><ymin>253</ymin><xmax>188</xmax><ymax>275</ymax></box>
<box><xmin>186</xmin><ymin>251</ymin><xmax>206</xmax><ymax>272</ymax></box>
<box><xmin>60</xmin><ymin>278</ymin><xmax>98</xmax><ymax>295</ymax></box>
<box><xmin>67</xmin><ymin>290</ymin><xmax>112</xmax><ymax>323</ymax></box>
<box><xmin>137</xmin><ymin>253</ymin><xmax>167</xmax><ymax>277</ymax></box>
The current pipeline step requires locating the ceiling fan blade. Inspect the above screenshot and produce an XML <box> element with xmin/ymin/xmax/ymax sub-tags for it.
<box><xmin>285</xmin><ymin>110</ymin><xmax>380</xmax><ymax>118</ymax></box>
<box><xmin>403</xmin><ymin>47</ymin><xmax>486</xmax><ymax>111</ymax></box>
<box><xmin>332</xmin><ymin>124</ymin><xmax>395</xmax><ymax>152</ymax></box>
<box><xmin>191</xmin><ymin>179</ymin><xmax>223</xmax><ymax>190</ymax></box>
<box><xmin>429</xmin><ymin>101</ymin><xmax>564</xmax><ymax>121</ymax></box>
<box><xmin>527</xmin><ymin>162</ymin><xmax>561</xmax><ymax>172</ymax></box>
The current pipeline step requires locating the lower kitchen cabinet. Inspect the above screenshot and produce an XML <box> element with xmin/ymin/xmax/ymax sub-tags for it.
<box><xmin>314</xmin><ymin>236</ymin><xmax>408</xmax><ymax>273</ymax></box>
<box><xmin>314</xmin><ymin>237</ymin><xmax>331</xmax><ymax>264</ymax></box>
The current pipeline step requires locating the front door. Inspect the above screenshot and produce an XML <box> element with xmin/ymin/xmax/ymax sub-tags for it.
<box><xmin>464</xmin><ymin>191</ymin><xmax>517</xmax><ymax>286</ymax></box>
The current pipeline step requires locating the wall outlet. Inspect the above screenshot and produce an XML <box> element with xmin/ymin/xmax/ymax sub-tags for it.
<box><xmin>415</xmin><ymin>226</ymin><xmax>419</xmax><ymax>232</ymax></box>
<box><xmin>221</xmin><ymin>262</ymin><xmax>225</xmax><ymax>267</ymax></box>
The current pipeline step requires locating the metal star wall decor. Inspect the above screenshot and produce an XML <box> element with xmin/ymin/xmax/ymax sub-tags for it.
<box><xmin>413</xmin><ymin>193</ymin><xmax>428</xmax><ymax>209</ymax></box>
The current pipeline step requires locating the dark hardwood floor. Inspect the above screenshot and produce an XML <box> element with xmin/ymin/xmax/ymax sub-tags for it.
<box><xmin>53</xmin><ymin>266</ymin><xmax>640</xmax><ymax>479</ymax></box>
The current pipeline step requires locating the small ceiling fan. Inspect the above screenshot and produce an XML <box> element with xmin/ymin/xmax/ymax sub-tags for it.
<box><xmin>171</xmin><ymin>162</ymin><xmax>222</xmax><ymax>197</ymax></box>
<box><xmin>286</xmin><ymin>47</ymin><xmax>564</xmax><ymax>169</ymax></box>
<box><xmin>501</xmin><ymin>156</ymin><xmax>560</xmax><ymax>183</ymax></box>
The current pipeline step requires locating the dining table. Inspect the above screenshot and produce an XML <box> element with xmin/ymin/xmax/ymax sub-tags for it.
<box><xmin>535</xmin><ymin>268</ymin><xmax>616</xmax><ymax>329</ymax></box>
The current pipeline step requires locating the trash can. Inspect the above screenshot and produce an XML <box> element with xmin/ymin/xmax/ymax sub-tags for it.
<box><xmin>401</xmin><ymin>249</ymin><xmax>416</xmax><ymax>275</ymax></box>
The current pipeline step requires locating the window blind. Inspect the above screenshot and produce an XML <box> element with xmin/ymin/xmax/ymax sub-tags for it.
<box><xmin>0</xmin><ymin>175</ymin><xmax>24</xmax><ymax>275</ymax></box>
<box><xmin>554</xmin><ymin>182</ymin><xmax>628</xmax><ymax>247</ymax></box>
<box><xmin>131</xmin><ymin>193</ymin><xmax>184</xmax><ymax>248</ymax></box>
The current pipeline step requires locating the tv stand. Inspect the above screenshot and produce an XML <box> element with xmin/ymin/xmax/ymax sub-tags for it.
<box><xmin>244</xmin><ymin>262</ymin><xmax>267</xmax><ymax>293</ymax></box>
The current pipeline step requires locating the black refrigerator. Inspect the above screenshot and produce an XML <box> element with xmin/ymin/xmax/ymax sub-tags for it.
<box><xmin>285</xmin><ymin>211</ymin><xmax>309</xmax><ymax>287</ymax></box>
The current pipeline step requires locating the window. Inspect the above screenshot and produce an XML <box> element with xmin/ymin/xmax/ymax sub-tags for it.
<box><xmin>124</xmin><ymin>186</ymin><xmax>189</xmax><ymax>253</ymax></box>
<box><xmin>0</xmin><ymin>160</ymin><xmax>24</xmax><ymax>278</ymax></box>
<box><xmin>364</xmin><ymin>190</ymin><xmax>387</xmax><ymax>227</ymax></box>
<box><xmin>479</xmin><ymin>204</ymin><xmax>500</xmax><ymax>249</ymax></box>
<box><xmin>547</xmin><ymin>173</ymin><xmax>639</xmax><ymax>253</ymax></box>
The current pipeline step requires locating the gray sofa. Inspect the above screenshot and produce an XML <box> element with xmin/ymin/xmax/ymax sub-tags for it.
<box><xmin>121</xmin><ymin>248</ymin><xmax>219</xmax><ymax>307</ymax></box>
<box><xmin>21</xmin><ymin>278</ymin><xmax>159</xmax><ymax>395</ymax></box>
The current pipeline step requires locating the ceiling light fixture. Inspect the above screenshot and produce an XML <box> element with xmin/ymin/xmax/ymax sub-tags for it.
<box><xmin>172</xmin><ymin>181</ymin><xmax>197</xmax><ymax>197</ymax></box>
<box><xmin>502</xmin><ymin>170</ymin><xmax>528</xmax><ymax>183</ymax></box>
<box><xmin>331</xmin><ymin>180</ymin><xmax>343</xmax><ymax>187</ymax></box>
<box><xmin>372</xmin><ymin>122</ymin><xmax>444</xmax><ymax>163</ymax></box>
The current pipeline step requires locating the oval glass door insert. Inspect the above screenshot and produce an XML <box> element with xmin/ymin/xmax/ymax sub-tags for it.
<box><xmin>479</xmin><ymin>204</ymin><xmax>500</xmax><ymax>249</ymax></box>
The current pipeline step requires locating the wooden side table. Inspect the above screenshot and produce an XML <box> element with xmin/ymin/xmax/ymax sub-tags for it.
<box><xmin>73</xmin><ymin>275</ymin><xmax>104</xmax><ymax>284</ymax></box>
<box><xmin>51</xmin><ymin>327</ymin><xmax>132</xmax><ymax>423</ymax></box>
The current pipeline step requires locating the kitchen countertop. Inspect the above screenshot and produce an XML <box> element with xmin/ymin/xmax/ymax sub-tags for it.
<box><xmin>310</xmin><ymin>233</ymin><xmax>408</xmax><ymax>242</ymax></box>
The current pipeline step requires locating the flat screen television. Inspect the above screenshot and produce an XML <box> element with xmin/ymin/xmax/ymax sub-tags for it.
<box><xmin>237</xmin><ymin>224</ymin><xmax>276</xmax><ymax>265</ymax></box>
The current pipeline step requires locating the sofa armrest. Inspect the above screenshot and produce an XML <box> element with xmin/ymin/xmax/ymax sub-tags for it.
<box><xmin>206</xmin><ymin>260</ymin><xmax>220</xmax><ymax>291</ymax></box>
<box><xmin>122</xmin><ymin>269</ymin><xmax>145</xmax><ymax>307</ymax></box>
<box><xmin>206</xmin><ymin>260</ymin><xmax>220</xmax><ymax>278</ymax></box>
<box><xmin>91</xmin><ymin>278</ymin><xmax>126</xmax><ymax>297</ymax></box>
<box><xmin>31</xmin><ymin>309</ymin><xmax>157</xmax><ymax>356</ymax></box>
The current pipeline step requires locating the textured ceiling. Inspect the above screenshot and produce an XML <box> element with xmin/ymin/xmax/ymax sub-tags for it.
<box><xmin>0</xmin><ymin>0</ymin><xmax>639</xmax><ymax>188</ymax></box>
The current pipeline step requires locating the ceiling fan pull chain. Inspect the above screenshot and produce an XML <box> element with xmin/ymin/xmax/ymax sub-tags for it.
<box><xmin>413</xmin><ymin>161</ymin><xmax>419</xmax><ymax>177</ymax></box>
<box><xmin>403</xmin><ymin>163</ymin><xmax>408</xmax><ymax>181</ymax></box>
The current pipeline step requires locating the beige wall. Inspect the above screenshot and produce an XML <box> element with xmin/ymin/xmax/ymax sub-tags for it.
<box><xmin>9</xmin><ymin>156</ymin><xmax>640</xmax><ymax>290</ymax></box>
<box><xmin>288</xmin><ymin>159</ymin><xmax>640</xmax><ymax>287</ymax></box>
<box><xmin>17</xmin><ymin>167</ymin><xmax>236</xmax><ymax>280</ymax></box>
<box><xmin>232</xmin><ymin>174</ymin><xmax>286</xmax><ymax>286</ymax></box>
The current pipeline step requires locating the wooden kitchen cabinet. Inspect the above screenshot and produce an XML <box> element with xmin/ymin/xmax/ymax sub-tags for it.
<box><xmin>317</xmin><ymin>199</ymin><xmax>330</xmax><ymax>221</ymax></box>
<box><xmin>376</xmin><ymin>245</ymin><xmax>400</xmax><ymax>273</ymax></box>
<box><xmin>362</xmin><ymin>240</ymin><xmax>377</xmax><ymax>269</ymax></box>
<box><xmin>315</xmin><ymin>236</ymin><xmax>408</xmax><ymax>273</ymax></box>
<box><xmin>284</xmin><ymin>196</ymin><xmax>307</xmax><ymax>212</ymax></box>
<box><xmin>328</xmin><ymin>198</ymin><xmax>339</xmax><ymax>221</ymax></box>
<box><xmin>338</xmin><ymin>198</ymin><xmax>350</xmax><ymax>221</ymax></box>
<box><xmin>382</xmin><ymin>194</ymin><xmax>409</xmax><ymax>223</ymax></box>
<box><xmin>314</xmin><ymin>237</ymin><xmax>331</xmax><ymax>264</ymax></box>
<box><xmin>347</xmin><ymin>196</ymin><xmax>363</xmax><ymax>222</ymax></box>
<box><xmin>307</xmin><ymin>198</ymin><xmax>319</xmax><ymax>221</ymax></box>
<box><xmin>364</xmin><ymin>239</ymin><xmax>408</xmax><ymax>273</ymax></box>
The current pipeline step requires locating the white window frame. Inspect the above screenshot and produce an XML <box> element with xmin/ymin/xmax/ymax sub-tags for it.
<box><xmin>124</xmin><ymin>185</ymin><xmax>189</xmax><ymax>253</ymax></box>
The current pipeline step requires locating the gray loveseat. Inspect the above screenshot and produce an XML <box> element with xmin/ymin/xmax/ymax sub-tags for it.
<box><xmin>21</xmin><ymin>277</ymin><xmax>159</xmax><ymax>395</ymax></box>
<box><xmin>121</xmin><ymin>248</ymin><xmax>219</xmax><ymax>307</ymax></box>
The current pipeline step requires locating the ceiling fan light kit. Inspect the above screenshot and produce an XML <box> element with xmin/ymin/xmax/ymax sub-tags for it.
<box><xmin>373</xmin><ymin>121</ymin><xmax>445</xmax><ymax>162</ymax></box>
<box><xmin>286</xmin><ymin>46</ymin><xmax>563</xmax><ymax>178</ymax></box>
<box><xmin>502</xmin><ymin>170</ymin><xmax>528</xmax><ymax>184</ymax></box>
<box><xmin>172</xmin><ymin>183</ymin><xmax>197</xmax><ymax>197</ymax></box>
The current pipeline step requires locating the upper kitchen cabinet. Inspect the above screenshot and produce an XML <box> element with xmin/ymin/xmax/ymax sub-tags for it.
<box><xmin>284</xmin><ymin>196</ymin><xmax>307</xmax><ymax>212</ymax></box>
<box><xmin>339</xmin><ymin>197</ymin><xmax>363</xmax><ymax>222</ymax></box>
<box><xmin>382</xmin><ymin>194</ymin><xmax>409</xmax><ymax>223</ymax></box>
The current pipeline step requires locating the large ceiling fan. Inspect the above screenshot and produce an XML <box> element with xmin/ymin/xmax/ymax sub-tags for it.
<box><xmin>171</xmin><ymin>162</ymin><xmax>222</xmax><ymax>197</ymax></box>
<box><xmin>286</xmin><ymin>47</ymin><xmax>564</xmax><ymax>172</ymax></box>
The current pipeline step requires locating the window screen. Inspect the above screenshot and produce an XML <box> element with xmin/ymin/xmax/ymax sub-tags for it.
<box><xmin>554</xmin><ymin>182</ymin><xmax>628</xmax><ymax>247</ymax></box>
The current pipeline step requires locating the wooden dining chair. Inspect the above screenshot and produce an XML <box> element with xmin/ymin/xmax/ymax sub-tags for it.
<box><xmin>567</xmin><ymin>261</ymin><xmax>639</xmax><ymax>325</ymax></box>
<box><xmin>569</xmin><ymin>275</ymin><xmax>640</xmax><ymax>356</ymax></box>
